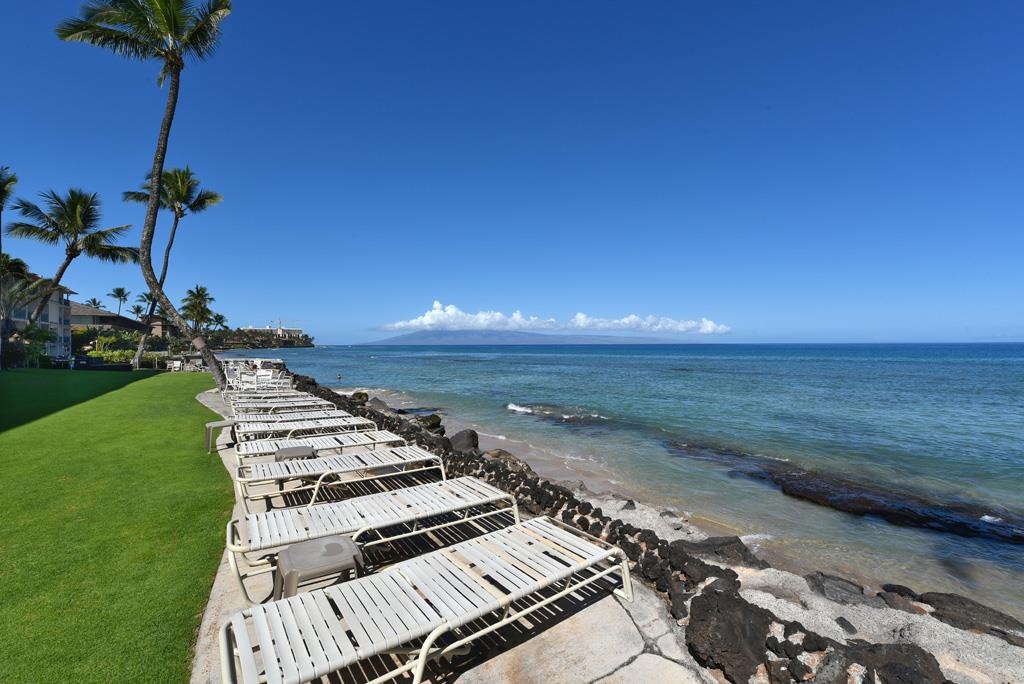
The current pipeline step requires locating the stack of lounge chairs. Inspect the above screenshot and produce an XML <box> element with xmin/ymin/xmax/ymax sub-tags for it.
<box><xmin>210</xmin><ymin>359</ymin><xmax>632</xmax><ymax>683</ymax></box>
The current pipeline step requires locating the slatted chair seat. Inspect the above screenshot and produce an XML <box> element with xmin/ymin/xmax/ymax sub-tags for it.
<box><xmin>220</xmin><ymin>517</ymin><xmax>632</xmax><ymax>684</ymax></box>
<box><xmin>226</xmin><ymin>477</ymin><xmax>519</xmax><ymax>604</ymax></box>
<box><xmin>234</xmin><ymin>417</ymin><xmax>377</xmax><ymax>441</ymax></box>
<box><xmin>230</xmin><ymin>399</ymin><xmax>334</xmax><ymax>414</ymax></box>
<box><xmin>232</xmin><ymin>409</ymin><xmax>351</xmax><ymax>423</ymax></box>
<box><xmin>234</xmin><ymin>430</ymin><xmax>405</xmax><ymax>459</ymax></box>
<box><xmin>233</xmin><ymin>445</ymin><xmax>446</xmax><ymax>513</ymax></box>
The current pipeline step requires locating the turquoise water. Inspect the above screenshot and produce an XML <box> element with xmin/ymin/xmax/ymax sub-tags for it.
<box><xmin>225</xmin><ymin>343</ymin><xmax>1024</xmax><ymax>616</ymax></box>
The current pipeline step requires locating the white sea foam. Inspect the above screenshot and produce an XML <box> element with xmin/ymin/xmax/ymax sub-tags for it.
<box><xmin>507</xmin><ymin>403</ymin><xmax>534</xmax><ymax>414</ymax></box>
<box><xmin>741</xmin><ymin>533</ymin><xmax>773</xmax><ymax>543</ymax></box>
<box><xmin>981</xmin><ymin>515</ymin><xmax>1003</xmax><ymax>523</ymax></box>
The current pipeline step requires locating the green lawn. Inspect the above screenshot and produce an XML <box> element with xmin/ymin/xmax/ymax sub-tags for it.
<box><xmin>0</xmin><ymin>370</ymin><xmax>233</xmax><ymax>682</ymax></box>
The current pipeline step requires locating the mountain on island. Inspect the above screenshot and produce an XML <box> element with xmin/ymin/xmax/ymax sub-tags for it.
<box><xmin>362</xmin><ymin>330</ymin><xmax>679</xmax><ymax>345</ymax></box>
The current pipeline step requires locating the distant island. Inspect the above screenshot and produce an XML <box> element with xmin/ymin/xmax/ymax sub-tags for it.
<box><xmin>362</xmin><ymin>330</ymin><xmax>686</xmax><ymax>345</ymax></box>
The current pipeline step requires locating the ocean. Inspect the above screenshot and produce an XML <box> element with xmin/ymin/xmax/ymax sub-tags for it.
<box><xmin>223</xmin><ymin>343</ymin><xmax>1024</xmax><ymax>617</ymax></box>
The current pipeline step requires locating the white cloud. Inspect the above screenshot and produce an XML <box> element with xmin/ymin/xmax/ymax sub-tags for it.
<box><xmin>384</xmin><ymin>301</ymin><xmax>730</xmax><ymax>334</ymax></box>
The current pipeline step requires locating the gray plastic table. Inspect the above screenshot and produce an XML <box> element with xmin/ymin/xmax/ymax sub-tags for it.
<box><xmin>273</xmin><ymin>535</ymin><xmax>364</xmax><ymax>600</ymax></box>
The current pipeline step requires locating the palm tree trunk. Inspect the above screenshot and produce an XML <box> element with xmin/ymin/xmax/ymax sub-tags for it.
<box><xmin>137</xmin><ymin>67</ymin><xmax>225</xmax><ymax>387</ymax></box>
<box><xmin>132</xmin><ymin>210</ymin><xmax>182</xmax><ymax>368</ymax></box>
<box><xmin>28</xmin><ymin>253</ymin><xmax>75</xmax><ymax>325</ymax></box>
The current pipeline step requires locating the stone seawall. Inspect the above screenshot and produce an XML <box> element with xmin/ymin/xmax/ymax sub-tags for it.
<box><xmin>292</xmin><ymin>373</ymin><xmax>1024</xmax><ymax>683</ymax></box>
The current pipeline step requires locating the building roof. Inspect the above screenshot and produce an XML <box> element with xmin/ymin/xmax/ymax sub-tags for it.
<box><xmin>70</xmin><ymin>301</ymin><xmax>148</xmax><ymax>332</ymax></box>
<box><xmin>70</xmin><ymin>302</ymin><xmax>116</xmax><ymax>317</ymax></box>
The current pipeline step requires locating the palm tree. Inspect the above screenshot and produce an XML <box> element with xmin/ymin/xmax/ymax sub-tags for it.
<box><xmin>0</xmin><ymin>276</ymin><xmax>49</xmax><ymax>370</ymax></box>
<box><xmin>129</xmin><ymin>303</ymin><xmax>145</xmax><ymax>319</ymax></box>
<box><xmin>124</xmin><ymin>166</ymin><xmax>221</xmax><ymax>364</ymax></box>
<box><xmin>0</xmin><ymin>167</ymin><xmax>17</xmax><ymax>270</ymax></box>
<box><xmin>57</xmin><ymin>0</ymin><xmax>231</xmax><ymax>388</ymax></box>
<box><xmin>84</xmin><ymin>297</ymin><xmax>104</xmax><ymax>308</ymax></box>
<box><xmin>0</xmin><ymin>253</ymin><xmax>29</xmax><ymax>280</ymax></box>
<box><xmin>6</xmin><ymin>189</ymin><xmax>138</xmax><ymax>324</ymax></box>
<box><xmin>107</xmin><ymin>286</ymin><xmax>130</xmax><ymax>315</ymax></box>
<box><xmin>0</xmin><ymin>168</ymin><xmax>18</xmax><ymax>370</ymax></box>
<box><xmin>210</xmin><ymin>312</ymin><xmax>228</xmax><ymax>330</ymax></box>
<box><xmin>181</xmin><ymin>284</ymin><xmax>214</xmax><ymax>333</ymax></box>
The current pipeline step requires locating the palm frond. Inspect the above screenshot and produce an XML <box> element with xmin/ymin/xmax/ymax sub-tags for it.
<box><xmin>87</xmin><ymin>244</ymin><xmax>140</xmax><ymax>264</ymax></box>
<box><xmin>181</xmin><ymin>0</ymin><xmax>231</xmax><ymax>61</ymax></box>
<box><xmin>5</xmin><ymin>220</ymin><xmax>61</xmax><ymax>244</ymax></box>
<box><xmin>188</xmin><ymin>189</ymin><xmax>222</xmax><ymax>213</ymax></box>
<box><xmin>0</xmin><ymin>167</ymin><xmax>18</xmax><ymax>208</ymax></box>
<box><xmin>56</xmin><ymin>18</ymin><xmax>156</xmax><ymax>61</ymax></box>
<box><xmin>122</xmin><ymin>189</ymin><xmax>151</xmax><ymax>204</ymax></box>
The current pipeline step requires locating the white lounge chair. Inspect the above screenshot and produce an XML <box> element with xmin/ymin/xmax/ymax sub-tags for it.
<box><xmin>226</xmin><ymin>476</ymin><xmax>518</xmax><ymax>604</ymax></box>
<box><xmin>220</xmin><ymin>516</ymin><xmax>632</xmax><ymax>684</ymax></box>
<box><xmin>234</xmin><ymin>430</ymin><xmax>406</xmax><ymax>461</ymax></box>
<box><xmin>230</xmin><ymin>399</ymin><xmax>335</xmax><ymax>414</ymax></box>
<box><xmin>234</xmin><ymin>417</ymin><xmax>377</xmax><ymax>441</ymax></box>
<box><xmin>232</xmin><ymin>409</ymin><xmax>352</xmax><ymax>423</ymax></box>
<box><xmin>233</xmin><ymin>444</ymin><xmax>445</xmax><ymax>513</ymax></box>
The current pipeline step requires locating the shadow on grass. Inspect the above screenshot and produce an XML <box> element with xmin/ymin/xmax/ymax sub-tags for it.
<box><xmin>0</xmin><ymin>368</ymin><xmax>157</xmax><ymax>432</ymax></box>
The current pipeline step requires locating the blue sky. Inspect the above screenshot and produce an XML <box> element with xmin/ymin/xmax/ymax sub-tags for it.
<box><xmin>2</xmin><ymin>2</ymin><xmax>1022</xmax><ymax>343</ymax></box>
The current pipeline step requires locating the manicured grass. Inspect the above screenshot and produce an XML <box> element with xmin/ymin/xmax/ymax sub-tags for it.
<box><xmin>0</xmin><ymin>368</ymin><xmax>155</xmax><ymax>432</ymax></box>
<box><xmin>0</xmin><ymin>370</ymin><xmax>233</xmax><ymax>682</ymax></box>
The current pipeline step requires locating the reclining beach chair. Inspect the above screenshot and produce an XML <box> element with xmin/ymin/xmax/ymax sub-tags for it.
<box><xmin>232</xmin><ymin>409</ymin><xmax>352</xmax><ymax>423</ymax></box>
<box><xmin>220</xmin><ymin>516</ymin><xmax>632</xmax><ymax>683</ymax></box>
<box><xmin>224</xmin><ymin>389</ymin><xmax>306</xmax><ymax>401</ymax></box>
<box><xmin>234</xmin><ymin>444</ymin><xmax>446</xmax><ymax>514</ymax></box>
<box><xmin>226</xmin><ymin>476</ymin><xmax>518</xmax><ymax>604</ymax></box>
<box><xmin>234</xmin><ymin>430</ymin><xmax>406</xmax><ymax>461</ymax></box>
<box><xmin>230</xmin><ymin>398</ymin><xmax>335</xmax><ymax>415</ymax></box>
<box><xmin>233</xmin><ymin>416</ymin><xmax>377</xmax><ymax>441</ymax></box>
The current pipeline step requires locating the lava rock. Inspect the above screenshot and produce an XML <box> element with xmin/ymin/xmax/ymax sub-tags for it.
<box><xmin>577</xmin><ymin>501</ymin><xmax>593</xmax><ymax>516</ymax></box>
<box><xmin>787</xmin><ymin>657</ymin><xmax>812</xmax><ymax>681</ymax></box>
<box><xmin>917</xmin><ymin>592</ymin><xmax>1024</xmax><ymax>637</ymax></box>
<box><xmin>448</xmin><ymin>429</ymin><xmax>479</xmax><ymax>453</ymax></box>
<box><xmin>669</xmin><ymin>536</ymin><xmax>769</xmax><ymax>569</ymax></box>
<box><xmin>416</xmin><ymin>413</ymin><xmax>443</xmax><ymax>430</ymax></box>
<box><xmin>622</xmin><ymin>499</ymin><xmax>636</xmax><ymax>510</ymax></box>
<box><xmin>800</xmin><ymin>632</ymin><xmax>829</xmax><ymax>652</ymax></box>
<box><xmin>845</xmin><ymin>642</ymin><xmax>945</xmax><ymax>683</ymax></box>
<box><xmin>804</xmin><ymin>572</ymin><xmax>882</xmax><ymax>606</ymax></box>
<box><xmin>882</xmin><ymin>583</ymin><xmax>919</xmax><ymax>600</ymax></box>
<box><xmin>639</xmin><ymin>551</ymin><xmax>662</xmax><ymax>581</ymax></box>
<box><xmin>783</xmin><ymin>621</ymin><xmax>805</xmax><ymax>638</ymax></box>
<box><xmin>835</xmin><ymin>616</ymin><xmax>857</xmax><ymax>634</ymax></box>
<box><xmin>668</xmin><ymin>582</ymin><xmax>692</xmax><ymax>619</ymax></box>
<box><xmin>879</xmin><ymin>591</ymin><xmax>922</xmax><ymax>614</ymax></box>
<box><xmin>766</xmin><ymin>660</ymin><xmax>792</xmax><ymax>684</ymax></box>
<box><xmin>686</xmin><ymin>590</ymin><xmax>774</xmax><ymax>684</ymax></box>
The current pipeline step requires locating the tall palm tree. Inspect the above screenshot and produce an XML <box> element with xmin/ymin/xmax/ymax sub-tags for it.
<box><xmin>181</xmin><ymin>284</ymin><xmax>214</xmax><ymax>333</ymax></box>
<box><xmin>0</xmin><ymin>167</ymin><xmax>16</xmax><ymax>270</ymax></box>
<box><xmin>107</xmin><ymin>286</ymin><xmax>130</xmax><ymax>315</ymax></box>
<box><xmin>129</xmin><ymin>303</ymin><xmax>145</xmax><ymax>319</ymax></box>
<box><xmin>84</xmin><ymin>297</ymin><xmax>104</xmax><ymax>308</ymax></box>
<box><xmin>6</xmin><ymin>189</ymin><xmax>138</xmax><ymax>324</ymax></box>
<box><xmin>57</xmin><ymin>0</ymin><xmax>232</xmax><ymax>388</ymax></box>
<box><xmin>124</xmin><ymin>166</ymin><xmax>221</xmax><ymax>364</ymax></box>
<box><xmin>210</xmin><ymin>312</ymin><xmax>228</xmax><ymax>330</ymax></box>
<box><xmin>0</xmin><ymin>168</ymin><xmax>18</xmax><ymax>370</ymax></box>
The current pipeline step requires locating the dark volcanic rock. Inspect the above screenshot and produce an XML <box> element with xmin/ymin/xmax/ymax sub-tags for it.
<box><xmin>686</xmin><ymin>591</ymin><xmax>774</xmax><ymax>683</ymax></box>
<box><xmin>622</xmin><ymin>499</ymin><xmax>636</xmax><ymax>510</ymax></box>
<box><xmin>804</xmin><ymin>572</ymin><xmax>882</xmax><ymax>607</ymax></box>
<box><xmin>846</xmin><ymin>642</ymin><xmax>945</xmax><ymax>683</ymax></box>
<box><xmin>835</xmin><ymin>616</ymin><xmax>857</xmax><ymax>634</ymax></box>
<box><xmin>670</xmin><ymin>536</ymin><xmax>769</xmax><ymax>569</ymax></box>
<box><xmin>349</xmin><ymin>391</ymin><xmax>369</xmax><ymax>404</ymax></box>
<box><xmin>882</xmin><ymin>583</ymin><xmax>919</xmax><ymax>600</ymax></box>
<box><xmin>448</xmin><ymin>429</ymin><xmax>479</xmax><ymax>453</ymax></box>
<box><xmin>788</xmin><ymin>657</ymin><xmax>812</xmax><ymax>681</ymax></box>
<box><xmin>766</xmin><ymin>660</ymin><xmax>792</xmax><ymax>684</ymax></box>
<box><xmin>879</xmin><ymin>591</ymin><xmax>921</xmax><ymax>614</ymax></box>
<box><xmin>917</xmin><ymin>592</ymin><xmax>1024</xmax><ymax>642</ymax></box>
<box><xmin>800</xmin><ymin>632</ymin><xmax>829</xmax><ymax>652</ymax></box>
<box><xmin>416</xmin><ymin>413</ymin><xmax>443</xmax><ymax>430</ymax></box>
<box><xmin>668</xmin><ymin>581</ymin><xmax>692</xmax><ymax>619</ymax></box>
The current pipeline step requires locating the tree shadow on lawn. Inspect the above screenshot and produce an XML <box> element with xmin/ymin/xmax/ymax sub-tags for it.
<box><xmin>0</xmin><ymin>368</ymin><xmax>157</xmax><ymax>433</ymax></box>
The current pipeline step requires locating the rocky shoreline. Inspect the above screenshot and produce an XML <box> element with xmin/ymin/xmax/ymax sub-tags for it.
<box><xmin>291</xmin><ymin>372</ymin><xmax>1024</xmax><ymax>683</ymax></box>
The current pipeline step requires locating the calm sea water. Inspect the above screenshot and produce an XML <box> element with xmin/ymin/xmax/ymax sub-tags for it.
<box><xmin>225</xmin><ymin>343</ymin><xmax>1024</xmax><ymax>616</ymax></box>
